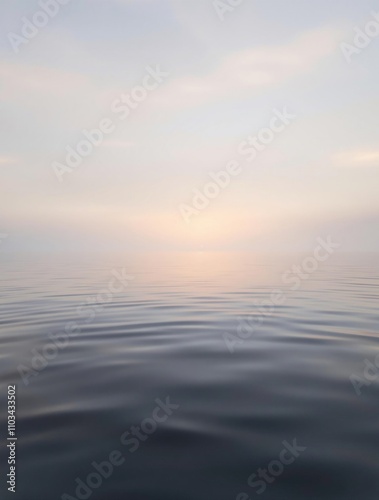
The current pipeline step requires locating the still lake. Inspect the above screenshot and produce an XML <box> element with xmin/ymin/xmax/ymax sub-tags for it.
<box><xmin>0</xmin><ymin>252</ymin><xmax>378</xmax><ymax>499</ymax></box>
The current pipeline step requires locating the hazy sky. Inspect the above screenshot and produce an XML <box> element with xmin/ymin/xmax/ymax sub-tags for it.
<box><xmin>1</xmin><ymin>0</ymin><xmax>379</xmax><ymax>252</ymax></box>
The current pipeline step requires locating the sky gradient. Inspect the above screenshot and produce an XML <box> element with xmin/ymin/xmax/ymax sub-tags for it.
<box><xmin>1</xmin><ymin>0</ymin><xmax>379</xmax><ymax>252</ymax></box>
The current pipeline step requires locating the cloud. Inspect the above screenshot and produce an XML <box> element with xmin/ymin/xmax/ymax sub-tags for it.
<box><xmin>150</xmin><ymin>26</ymin><xmax>343</xmax><ymax>110</ymax></box>
<box><xmin>332</xmin><ymin>150</ymin><xmax>379</xmax><ymax>167</ymax></box>
<box><xmin>0</xmin><ymin>59</ymin><xmax>113</xmax><ymax>131</ymax></box>
<box><xmin>0</xmin><ymin>61</ymin><xmax>90</xmax><ymax>101</ymax></box>
<box><xmin>0</xmin><ymin>156</ymin><xmax>18</xmax><ymax>165</ymax></box>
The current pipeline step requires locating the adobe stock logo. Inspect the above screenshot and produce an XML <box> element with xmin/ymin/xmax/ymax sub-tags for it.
<box><xmin>61</xmin><ymin>397</ymin><xmax>179</xmax><ymax>500</ymax></box>
<box><xmin>223</xmin><ymin>236</ymin><xmax>340</xmax><ymax>354</ymax></box>
<box><xmin>236</xmin><ymin>439</ymin><xmax>306</xmax><ymax>498</ymax></box>
<box><xmin>7</xmin><ymin>0</ymin><xmax>73</xmax><ymax>54</ymax></box>
<box><xmin>178</xmin><ymin>107</ymin><xmax>296</xmax><ymax>224</ymax></box>
<box><xmin>350</xmin><ymin>353</ymin><xmax>379</xmax><ymax>396</ymax></box>
<box><xmin>18</xmin><ymin>268</ymin><xmax>133</xmax><ymax>386</ymax></box>
<box><xmin>52</xmin><ymin>65</ymin><xmax>169</xmax><ymax>182</ymax></box>
<box><xmin>340</xmin><ymin>11</ymin><xmax>379</xmax><ymax>63</ymax></box>
<box><xmin>213</xmin><ymin>0</ymin><xmax>246</xmax><ymax>21</ymax></box>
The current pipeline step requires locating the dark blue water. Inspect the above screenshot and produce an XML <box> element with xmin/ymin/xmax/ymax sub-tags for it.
<box><xmin>0</xmin><ymin>252</ymin><xmax>378</xmax><ymax>500</ymax></box>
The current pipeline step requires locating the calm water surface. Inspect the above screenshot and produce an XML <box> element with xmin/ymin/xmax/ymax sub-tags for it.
<box><xmin>0</xmin><ymin>252</ymin><xmax>378</xmax><ymax>500</ymax></box>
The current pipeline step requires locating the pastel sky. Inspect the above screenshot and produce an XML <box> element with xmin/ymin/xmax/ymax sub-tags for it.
<box><xmin>1</xmin><ymin>0</ymin><xmax>379</xmax><ymax>252</ymax></box>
